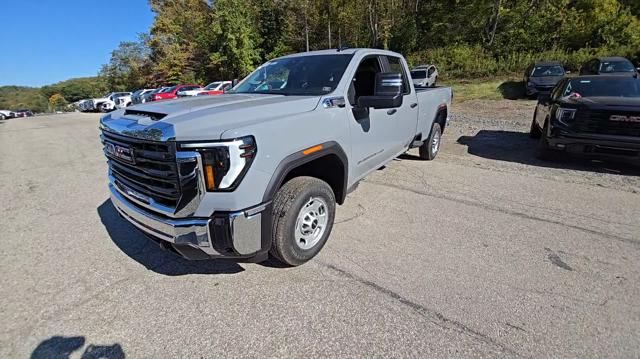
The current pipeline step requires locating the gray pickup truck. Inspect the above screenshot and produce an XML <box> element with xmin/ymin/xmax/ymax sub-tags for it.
<box><xmin>100</xmin><ymin>48</ymin><xmax>452</xmax><ymax>266</ymax></box>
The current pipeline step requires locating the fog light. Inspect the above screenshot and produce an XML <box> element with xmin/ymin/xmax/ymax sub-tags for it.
<box><xmin>556</xmin><ymin>144</ymin><xmax>566</xmax><ymax>149</ymax></box>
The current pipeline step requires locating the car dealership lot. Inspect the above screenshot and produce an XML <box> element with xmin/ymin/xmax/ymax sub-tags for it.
<box><xmin>1</xmin><ymin>104</ymin><xmax>639</xmax><ymax>357</ymax></box>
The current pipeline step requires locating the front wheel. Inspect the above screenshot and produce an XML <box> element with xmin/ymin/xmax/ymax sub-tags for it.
<box><xmin>0</xmin><ymin>114</ymin><xmax>5</xmax><ymax>120</ymax></box>
<box><xmin>535</xmin><ymin>121</ymin><xmax>556</xmax><ymax>161</ymax></box>
<box><xmin>419</xmin><ymin>122</ymin><xmax>442</xmax><ymax>160</ymax></box>
<box><xmin>270</xmin><ymin>176</ymin><xmax>336</xmax><ymax>266</ymax></box>
<box><xmin>529</xmin><ymin>110</ymin><xmax>541</xmax><ymax>139</ymax></box>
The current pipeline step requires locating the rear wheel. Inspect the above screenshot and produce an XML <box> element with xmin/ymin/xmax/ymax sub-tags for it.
<box><xmin>270</xmin><ymin>176</ymin><xmax>336</xmax><ymax>266</ymax></box>
<box><xmin>419</xmin><ymin>122</ymin><xmax>442</xmax><ymax>160</ymax></box>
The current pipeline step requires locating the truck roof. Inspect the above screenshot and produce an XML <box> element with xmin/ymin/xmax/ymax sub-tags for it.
<box><xmin>277</xmin><ymin>48</ymin><xmax>404</xmax><ymax>60</ymax></box>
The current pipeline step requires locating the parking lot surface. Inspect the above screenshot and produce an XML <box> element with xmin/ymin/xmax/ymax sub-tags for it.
<box><xmin>1</xmin><ymin>103</ymin><xmax>639</xmax><ymax>358</ymax></box>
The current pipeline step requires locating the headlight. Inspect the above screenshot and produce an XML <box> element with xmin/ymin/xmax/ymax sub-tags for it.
<box><xmin>527</xmin><ymin>82</ymin><xmax>535</xmax><ymax>87</ymax></box>
<box><xmin>555</xmin><ymin>107</ymin><xmax>577</xmax><ymax>125</ymax></box>
<box><xmin>179</xmin><ymin>136</ymin><xmax>256</xmax><ymax>192</ymax></box>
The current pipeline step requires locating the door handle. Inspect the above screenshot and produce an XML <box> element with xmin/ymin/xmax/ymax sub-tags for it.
<box><xmin>410</xmin><ymin>103</ymin><xmax>418</xmax><ymax>108</ymax></box>
<box><xmin>387</xmin><ymin>109</ymin><xmax>397</xmax><ymax>115</ymax></box>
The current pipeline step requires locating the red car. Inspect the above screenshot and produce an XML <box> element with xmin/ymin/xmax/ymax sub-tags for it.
<box><xmin>196</xmin><ymin>81</ymin><xmax>233</xmax><ymax>96</ymax></box>
<box><xmin>152</xmin><ymin>84</ymin><xmax>201</xmax><ymax>101</ymax></box>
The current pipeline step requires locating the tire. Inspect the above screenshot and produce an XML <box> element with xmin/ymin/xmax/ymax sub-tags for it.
<box><xmin>419</xmin><ymin>121</ymin><xmax>442</xmax><ymax>160</ymax></box>
<box><xmin>432</xmin><ymin>77</ymin><xmax>437</xmax><ymax>87</ymax></box>
<box><xmin>0</xmin><ymin>114</ymin><xmax>5</xmax><ymax>120</ymax></box>
<box><xmin>529</xmin><ymin>110</ymin><xmax>541</xmax><ymax>139</ymax></box>
<box><xmin>535</xmin><ymin>120</ymin><xmax>555</xmax><ymax>161</ymax></box>
<box><xmin>269</xmin><ymin>176</ymin><xmax>336</xmax><ymax>266</ymax></box>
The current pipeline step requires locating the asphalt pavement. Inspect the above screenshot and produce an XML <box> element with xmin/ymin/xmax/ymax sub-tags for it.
<box><xmin>1</xmin><ymin>109</ymin><xmax>639</xmax><ymax>358</ymax></box>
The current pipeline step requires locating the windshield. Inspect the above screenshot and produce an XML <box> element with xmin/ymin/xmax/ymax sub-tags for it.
<box><xmin>531</xmin><ymin>65</ymin><xmax>564</xmax><ymax>77</ymax></box>
<box><xmin>411</xmin><ymin>70</ymin><xmax>427</xmax><ymax>79</ymax></box>
<box><xmin>205</xmin><ymin>82</ymin><xmax>222</xmax><ymax>90</ymax></box>
<box><xmin>231</xmin><ymin>54</ymin><xmax>354</xmax><ymax>96</ymax></box>
<box><xmin>563</xmin><ymin>78</ymin><xmax>640</xmax><ymax>97</ymax></box>
<box><xmin>600</xmin><ymin>61</ymin><xmax>635</xmax><ymax>73</ymax></box>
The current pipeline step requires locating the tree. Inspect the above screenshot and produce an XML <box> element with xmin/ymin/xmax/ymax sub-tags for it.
<box><xmin>99</xmin><ymin>36</ymin><xmax>152</xmax><ymax>91</ymax></box>
<box><xmin>209</xmin><ymin>0</ymin><xmax>261</xmax><ymax>79</ymax></box>
<box><xmin>48</xmin><ymin>93</ymin><xmax>68</xmax><ymax>112</ymax></box>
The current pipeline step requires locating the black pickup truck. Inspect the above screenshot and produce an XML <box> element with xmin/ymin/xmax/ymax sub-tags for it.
<box><xmin>531</xmin><ymin>76</ymin><xmax>640</xmax><ymax>161</ymax></box>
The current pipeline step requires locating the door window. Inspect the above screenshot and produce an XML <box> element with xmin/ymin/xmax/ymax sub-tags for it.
<box><xmin>348</xmin><ymin>56</ymin><xmax>383</xmax><ymax>106</ymax></box>
<box><xmin>427</xmin><ymin>67</ymin><xmax>435</xmax><ymax>77</ymax></box>
<box><xmin>386</xmin><ymin>56</ymin><xmax>410</xmax><ymax>94</ymax></box>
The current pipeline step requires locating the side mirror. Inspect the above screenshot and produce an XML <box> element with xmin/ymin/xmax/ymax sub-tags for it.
<box><xmin>357</xmin><ymin>72</ymin><xmax>404</xmax><ymax>109</ymax></box>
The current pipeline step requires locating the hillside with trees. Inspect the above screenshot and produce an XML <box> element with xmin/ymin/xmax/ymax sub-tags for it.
<box><xmin>3</xmin><ymin>0</ymin><xmax>640</xmax><ymax>111</ymax></box>
<box><xmin>99</xmin><ymin>0</ymin><xmax>640</xmax><ymax>89</ymax></box>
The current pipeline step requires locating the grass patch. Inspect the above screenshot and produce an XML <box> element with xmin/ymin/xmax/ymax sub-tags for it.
<box><xmin>443</xmin><ymin>78</ymin><xmax>527</xmax><ymax>102</ymax></box>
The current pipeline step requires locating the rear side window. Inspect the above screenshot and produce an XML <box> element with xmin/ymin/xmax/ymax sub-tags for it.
<box><xmin>410</xmin><ymin>70</ymin><xmax>427</xmax><ymax>79</ymax></box>
<box><xmin>386</xmin><ymin>56</ymin><xmax>410</xmax><ymax>94</ymax></box>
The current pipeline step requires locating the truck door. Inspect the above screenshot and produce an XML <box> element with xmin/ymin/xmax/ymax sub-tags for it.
<box><xmin>382</xmin><ymin>55</ymin><xmax>419</xmax><ymax>154</ymax></box>
<box><xmin>345</xmin><ymin>55</ymin><xmax>417</xmax><ymax>181</ymax></box>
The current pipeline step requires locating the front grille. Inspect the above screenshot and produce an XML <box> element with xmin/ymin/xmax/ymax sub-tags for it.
<box><xmin>574</xmin><ymin>110</ymin><xmax>640</xmax><ymax>137</ymax></box>
<box><xmin>102</xmin><ymin>131</ymin><xmax>180</xmax><ymax>209</ymax></box>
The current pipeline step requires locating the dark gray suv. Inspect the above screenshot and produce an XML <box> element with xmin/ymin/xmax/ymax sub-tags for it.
<box><xmin>579</xmin><ymin>57</ymin><xmax>638</xmax><ymax>77</ymax></box>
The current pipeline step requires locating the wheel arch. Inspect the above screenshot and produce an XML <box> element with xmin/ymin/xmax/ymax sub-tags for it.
<box><xmin>433</xmin><ymin>104</ymin><xmax>448</xmax><ymax>134</ymax></box>
<box><xmin>262</xmin><ymin>141</ymin><xmax>349</xmax><ymax>205</ymax></box>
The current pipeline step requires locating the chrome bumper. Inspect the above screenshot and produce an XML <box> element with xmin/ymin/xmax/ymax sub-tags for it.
<box><xmin>109</xmin><ymin>184</ymin><xmax>266</xmax><ymax>258</ymax></box>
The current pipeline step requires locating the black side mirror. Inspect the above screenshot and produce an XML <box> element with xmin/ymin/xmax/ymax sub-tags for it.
<box><xmin>357</xmin><ymin>72</ymin><xmax>404</xmax><ymax>109</ymax></box>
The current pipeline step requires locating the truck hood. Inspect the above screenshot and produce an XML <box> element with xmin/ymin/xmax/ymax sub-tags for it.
<box><xmin>564</xmin><ymin>96</ymin><xmax>640</xmax><ymax>109</ymax></box>
<box><xmin>101</xmin><ymin>94</ymin><xmax>321</xmax><ymax>141</ymax></box>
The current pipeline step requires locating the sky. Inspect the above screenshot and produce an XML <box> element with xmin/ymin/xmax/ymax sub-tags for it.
<box><xmin>0</xmin><ymin>0</ymin><xmax>154</xmax><ymax>87</ymax></box>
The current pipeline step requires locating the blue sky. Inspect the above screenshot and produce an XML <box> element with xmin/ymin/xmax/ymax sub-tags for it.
<box><xmin>0</xmin><ymin>0</ymin><xmax>154</xmax><ymax>87</ymax></box>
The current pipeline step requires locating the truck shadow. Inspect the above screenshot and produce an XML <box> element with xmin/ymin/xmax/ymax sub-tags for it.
<box><xmin>97</xmin><ymin>200</ymin><xmax>245</xmax><ymax>276</ymax></box>
<box><xmin>457</xmin><ymin>130</ymin><xmax>640</xmax><ymax>175</ymax></box>
<box><xmin>498</xmin><ymin>81</ymin><xmax>527</xmax><ymax>100</ymax></box>
<box><xmin>31</xmin><ymin>336</ymin><xmax>124</xmax><ymax>359</ymax></box>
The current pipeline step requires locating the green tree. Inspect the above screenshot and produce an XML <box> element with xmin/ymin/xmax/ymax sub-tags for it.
<box><xmin>210</xmin><ymin>0</ymin><xmax>261</xmax><ymax>79</ymax></box>
<box><xmin>99</xmin><ymin>36</ymin><xmax>152</xmax><ymax>91</ymax></box>
<box><xmin>48</xmin><ymin>93</ymin><xmax>68</xmax><ymax>112</ymax></box>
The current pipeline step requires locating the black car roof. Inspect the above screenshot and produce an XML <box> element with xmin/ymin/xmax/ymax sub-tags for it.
<box><xmin>597</xmin><ymin>56</ymin><xmax>631</xmax><ymax>62</ymax></box>
<box><xmin>533</xmin><ymin>61</ymin><xmax>562</xmax><ymax>66</ymax></box>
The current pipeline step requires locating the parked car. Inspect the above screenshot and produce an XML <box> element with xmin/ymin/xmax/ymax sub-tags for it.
<box><xmin>579</xmin><ymin>57</ymin><xmax>638</xmax><ymax>77</ymax></box>
<box><xmin>177</xmin><ymin>86</ymin><xmax>204</xmax><ymax>97</ymax></box>
<box><xmin>410</xmin><ymin>65</ymin><xmax>438</xmax><ymax>87</ymax></box>
<box><xmin>0</xmin><ymin>110</ymin><xmax>15</xmax><ymax>120</ymax></box>
<box><xmin>99</xmin><ymin>93</ymin><xmax>132</xmax><ymax>113</ymax></box>
<box><xmin>131</xmin><ymin>89</ymin><xmax>155</xmax><ymax>105</ymax></box>
<box><xmin>152</xmin><ymin>84</ymin><xmax>201</xmax><ymax>101</ymax></box>
<box><xmin>100</xmin><ymin>48</ymin><xmax>453</xmax><ymax>266</ymax></box>
<box><xmin>530</xmin><ymin>75</ymin><xmax>640</xmax><ymax>161</ymax></box>
<box><xmin>141</xmin><ymin>88</ymin><xmax>169</xmax><ymax>103</ymax></box>
<box><xmin>187</xmin><ymin>81</ymin><xmax>233</xmax><ymax>96</ymax></box>
<box><xmin>115</xmin><ymin>93</ymin><xmax>134</xmax><ymax>109</ymax></box>
<box><xmin>14</xmin><ymin>109</ymin><xmax>34</xmax><ymax>117</ymax></box>
<box><xmin>79</xmin><ymin>92</ymin><xmax>131</xmax><ymax>112</ymax></box>
<box><xmin>524</xmin><ymin>61</ymin><xmax>566</xmax><ymax>97</ymax></box>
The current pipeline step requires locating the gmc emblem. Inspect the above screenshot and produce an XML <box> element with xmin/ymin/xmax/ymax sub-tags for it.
<box><xmin>105</xmin><ymin>142</ymin><xmax>135</xmax><ymax>164</ymax></box>
<box><xmin>610</xmin><ymin>115</ymin><xmax>640</xmax><ymax>123</ymax></box>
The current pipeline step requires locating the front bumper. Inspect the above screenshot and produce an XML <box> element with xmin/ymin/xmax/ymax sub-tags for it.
<box><xmin>548</xmin><ymin>131</ymin><xmax>640</xmax><ymax>160</ymax></box>
<box><xmin>109</xmin><ymin>184</ymin><xmax>270</xmax><ymax>261</ymax></box>
<box><xmin>526</xmin><ymin>85</ymin><xmax>554</xmax><ymax>96</ymax></box>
